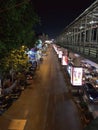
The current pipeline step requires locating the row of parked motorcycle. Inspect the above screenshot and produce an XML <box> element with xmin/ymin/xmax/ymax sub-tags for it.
<box><xmin>0</xmin><ymin>58</ymin><xmax>43</xmax><ymax>115</ymax></box>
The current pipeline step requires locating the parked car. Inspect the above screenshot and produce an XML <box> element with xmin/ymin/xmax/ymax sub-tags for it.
<box><xmin>84</xmin><ymin>73</ymin><xmax>93</xmax><ymax>81</ymax></box>
<box><xmin>83</xmin><ymin>82</ymin><xmax>98</xmax><ymax>103</ymax></box>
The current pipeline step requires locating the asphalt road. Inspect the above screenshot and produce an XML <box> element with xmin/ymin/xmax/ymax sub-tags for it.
<box><xmin>0</xmin><ymin>46</ymin><xmax>83</xmax><ymax>130</ymax></box>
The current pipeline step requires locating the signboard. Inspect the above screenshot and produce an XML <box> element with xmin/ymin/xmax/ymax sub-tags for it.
<box><xmin>62</xmin><ymin>55</ymin><xmax>68</xmax><ymax>65</ymax></box>
<box><xmin>71</xmin><ymin>67</ymin><xmax>83</xmax><ymax>86</ymax></box>
<box><xmin>58</xmin><ymin>50</ymin><xmax>63</xmax><ymax>58</ymax></box>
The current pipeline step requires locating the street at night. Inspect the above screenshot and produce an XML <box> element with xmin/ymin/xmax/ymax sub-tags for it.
<box><xmin>1</xmin><ymin>1</ymin><xmax>98</xmax><ymax>130</ymax></box>
<box><xmin>0</xmin><ymin>46</ymin><xmax>82</xmax><ymax>130</ymax></box>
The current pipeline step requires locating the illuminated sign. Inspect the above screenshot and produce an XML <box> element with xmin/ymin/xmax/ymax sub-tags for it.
<box><xmin>58</xmin><ymin>50</ymin><xmax>63</xmax><ymax>58</ymax></box>
<box><xmin>62</xmin><ymin>56</ymin><xmax>68</xmax><ymax>65</ymax></box>
<box><xmin>71</xmin><ymin>67</ymin><xmax>83</xmax><ymax>86</ymax></box>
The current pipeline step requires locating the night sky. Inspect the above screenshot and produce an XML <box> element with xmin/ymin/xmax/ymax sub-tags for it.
<box><xmin>32</xmin><ymin>0</ymin><xmax>96</xmax><ymax>39</ymax></box>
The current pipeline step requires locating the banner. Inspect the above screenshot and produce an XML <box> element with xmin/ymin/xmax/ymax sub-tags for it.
<box><xmin>62</xmin><ymin>55</ymin><xmax>68</xmax><ymax>65</ymax></box>
<box><xmin>71</xmin><ymin>67</ymin><xmax>83</xmax><ymax>86</ymax></box>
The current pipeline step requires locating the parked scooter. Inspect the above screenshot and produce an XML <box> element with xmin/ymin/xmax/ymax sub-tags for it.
<box><xmin>9</xmin><ymin>87</ymin><xmax>22</xmax><ymax>101</ymax></box>
<box><xmin>26</xmin><ymin>61</ymin><xmax>37</xmax><ymax>80</ymax></box>
<box><xmin>0</xmin><ymin>93</ymin><xmax>13</xmax><ymax>115</ymax></box>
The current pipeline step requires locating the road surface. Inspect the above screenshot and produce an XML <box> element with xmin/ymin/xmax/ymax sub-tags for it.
<box><xmin>0</xmin><ymin>46</ymin><xmax>83</xmax><ymax>130</ymax></box>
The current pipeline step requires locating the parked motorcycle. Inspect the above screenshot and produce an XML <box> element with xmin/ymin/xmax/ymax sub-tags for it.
<box><xmin>26</xmin><ymin>61</ymin><xmax>37</xmax><ymax>80</ymax></box>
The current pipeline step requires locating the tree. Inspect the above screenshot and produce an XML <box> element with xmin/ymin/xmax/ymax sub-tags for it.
<box><xmin>0</xmin><ymin>0</ymin><xmax>40</xmax><ymax>77</ymax></box>
<box><xmin>0</xmin><ymin>0</ymin><xmax>40</xmax><ymax>50</ymax></box>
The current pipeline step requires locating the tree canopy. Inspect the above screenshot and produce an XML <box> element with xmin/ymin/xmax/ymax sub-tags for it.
<box><xmin>0</xmin><ymin>0</ymin><xmax>40</xmax><ymax>75</ymax></box>
<box><xmin>0</xmin><ymin>0</ymin><xmax>40</xmax><ymax>51</ymax></box>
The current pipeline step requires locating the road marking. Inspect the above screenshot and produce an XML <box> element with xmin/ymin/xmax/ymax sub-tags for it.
<box><xmin>8</xmin><ymin>119</ymin><xmax>26</xmax><ymax>130</ymax></box>
<box><xmin>43</xmin><ymin>92</ymin><xmax>50</xmax><ymax>130</ymax></box>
